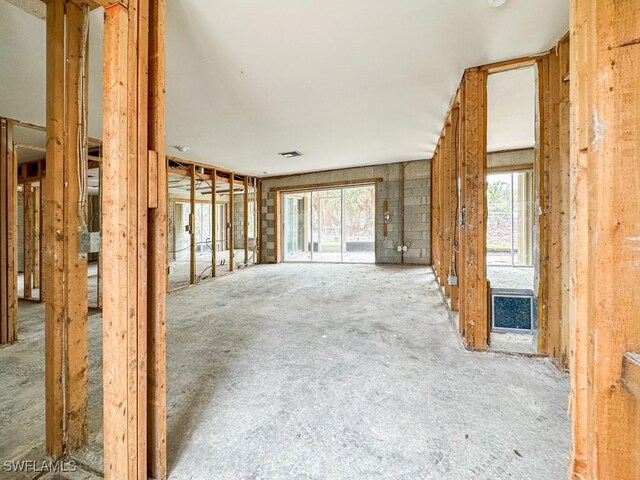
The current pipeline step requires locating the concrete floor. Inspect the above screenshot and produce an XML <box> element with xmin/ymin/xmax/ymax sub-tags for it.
<box><xmin>0</xmin><ymin>264</ymin><xmax>570</xmax><ymax>479</ymax></box>
<box><xmin>17</xmin><ymin>262</ymin><xmax>101</xmax><ymax>308</ymax></box>
<box><xmin>286</xmin><ymin>250</ymin><xmax>375</xmax><ymax>263</ymax></box>
<box><xmin>168</xmin><ymin>249</ymin><xmax>256</xmax><ymax>291</ymax></box>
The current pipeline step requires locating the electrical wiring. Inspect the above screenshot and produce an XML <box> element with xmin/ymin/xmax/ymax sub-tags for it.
<box><xmin>450</xmin><ymin>110</ymin><xmax>461</xmax><ymax>278</ymax></box>
<box><xmin>77</xmin><ymin>4</ymin><xmax>90</xmax><ymax>232</ymax></box>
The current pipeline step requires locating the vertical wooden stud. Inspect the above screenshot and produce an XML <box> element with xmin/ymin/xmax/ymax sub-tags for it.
<box><xmin>189</xmin><ymin>163</ymin><xmax>195</xmax><ymax>284</ymax></box>
<box><xmin>211</xmin><ymin>168</ymin><xmax>217</xmax><ymax>277</ymax></box>
<box><xmin>244</xmin><ymin>176</ymin><xmax>249</xmax><ymax>265</ymax></box>
<box><xmin>459</xmin><ymin>68</ymin><xmax>488</xmax><ymax>350</ymax></box>
<box><xmin>229</xmin><ymin>172</ymin><xmax>234</xmax><ymax>271</ymax></box>
<box><xmin>569</xmin><ymin>1</ymin><xmax>640</xmax><ymax>478</ymax></box>
<box><xmin>147</xmin><ymin>0</ymin><xmax>167</xmax><ymax>476</ymax></box>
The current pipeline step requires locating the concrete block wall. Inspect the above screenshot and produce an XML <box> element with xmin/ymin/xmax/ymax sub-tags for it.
<box><xmin>487</xmin><ymin>148</ymin><xmax>534</xmax><ymax>169</ymax></box>
<box><xmin>260</xmin><ymin>159</ymin><xmax>431</xmax><ymax>265</ymax></box>
<box><xmin>233</xmin><ymin>193</ymin><xmax>245</xmax><ymax>248</ymax></box>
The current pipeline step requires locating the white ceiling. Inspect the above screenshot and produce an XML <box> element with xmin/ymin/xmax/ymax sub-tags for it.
<box><xmin>0</xmin><ymin>0</ymin><xmax>568</xmax><ymax>176</ymax></box>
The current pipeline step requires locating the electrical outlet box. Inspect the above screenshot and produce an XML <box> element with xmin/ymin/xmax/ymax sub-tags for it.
<box><xmin>448</xmin><ymin>275</ymin><xmax>458</xmax><ymax>286</ymax></box>
<box><xmin>167</xmin><ymin>266</ymin><xmax>173</xmax><ymax>275</ymax></box>
<box><xmin>397</xmin><ymin>245</ymin><xmax>402</xmax><ymax>252</ymax></box>
<box><xmin>402</xmin><ymin>245</ymin><xmax>408</xmax><ymax>252</ymax></box>
<box><xmin>78</xmin><ymin>231</ymin><xmax>101</xmax><ymax>254</ymax></box>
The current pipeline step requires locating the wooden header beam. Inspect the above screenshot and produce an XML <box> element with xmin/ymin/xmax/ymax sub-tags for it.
<box><xmin>269</xmin><ymin>178</ymin><xmax>383</xmax><ymax>193</ymax></box>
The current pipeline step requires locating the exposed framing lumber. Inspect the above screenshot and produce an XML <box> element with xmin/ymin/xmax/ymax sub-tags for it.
<box><xmin>244</xmin><ymin>176</ymin><xmax>249</xmax><ymax>265</ymax></box>
<box><xmin>229</xmin><ymin>172</ymin><xmax>234</xmax><ymax>271</ymax></box>
<box><xmin>269</xmin><ymin>178</ymin><xmax>383</xmax><ymax>193</ymax></box>
<box><xmin>23</xmin><ymin>184</ymin><xmax>33</xmax><ymax>299</ymax></box>
<box><xmin>486</xmin><ymin>163</ymin><xmax>534</xmax><ymax>174</ymax></box>
<box><xmin>63</xmin><ymin>1</ymin><xmax>89</xmax><ymax>451</ymax></box>
<box><xmin>442</xmin><ymin>122</ymin><xmax>453</xmax><ymax>295</ymax></box>
<box><xmin>479</xmin><ymin>54</ymin><xmax>540</xmax><ymax>74</ymax></box>
<box><xmin>101</xmin><ymin>0</ymin><xmax>167</xmax><ymax>477</ymax></box>
<box><xmin>459</xmin><ymin>67</ymin><xmax>488</xmax><ymax>350</ymax></box>
<box><xmin>44</xmin><ymin>0</ymin><xmax>89</xmax><ymax>456</ymax></box>
<box><xmin>448</xmin><ymin>107</ymin><xmax>460</xmax><ymax>308</ymax></box>
<box><xmin>166</xmin><ymin>155</ymin><xmax>250</xmax><ymax>180</ymax></box>
<box><xmin>211</xmin><ymin>168</ymin><xmax>217</xmax><ymax>277</ymax></box>
<box><xmin>436</xmin><ymin>142</ymin><xmax>445</xmax><ymax>283</ymax></box>
<box><xmin>430</xmin><ymin>153</ymin><xmax>439</xmax><ymax>277</ymax></box>
<box><xmin>189</xmin><ymin>163</ymin><xmax>196</xmax><ymax>284</ymax></box>
<box><xmin>0</xmin><ymin>118</ymin><xmax>17</xmax><ymax>345</ymax></box>
<box><xmin>44</xmin><ymin>0</ymin><xmax>65</xmax><ymax>455</ymax></box>
<box><xmin>569</xmin><ymin>1</ymin><xmax>640</xmax><ymax>478</ymax></box>
<box><xmin>256</xmin><ymin>178</ymin><xmax>262</xmax><ymax>264</ymax></box>
<box><xmin>34</xmin><ymin>185</ymin><xmax>42</xmax><ymax>293</ymax></box>
<box><xmin>262</xmin><ymin>160</ymin><xmax>427</xmax><ymax>182</ymax></box>
<box><xmin>146</xmin><ymin>0</ymin><xmax>167</xmax><ymax>475</ymax></box>
<box><xmin>558</xmin><ymin>33</ymin><xmax>571</xmax><ymax>373</ymax></box>
<box><xmin>535</xmin><ymin>38</ymin><xmax>570</xmax><ymax>367</ymax></box>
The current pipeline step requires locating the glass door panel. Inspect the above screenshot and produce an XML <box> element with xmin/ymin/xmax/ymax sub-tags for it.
<box><xmin>311</xmin><ymin>189</ymin><xmax>342</xmax><ymax>263</ymax></box>
<box><xmin>283</xmin><ymin>185</ymin><xmax>375</xmax><ymax>264</ymax></box>
<box><xmin>343</xmin><ymin>185</ymin><xmax>375</xmax><ymax>263</ymax></box>
<box><xmin>486</xmin><ymin>173</ymin><xmax>513</xmax><ymax>266</ymax></box>
<box><xmin>283</xmin><ymin>192</ymin><xmax>311</xmax><ymax>261</ymax></box>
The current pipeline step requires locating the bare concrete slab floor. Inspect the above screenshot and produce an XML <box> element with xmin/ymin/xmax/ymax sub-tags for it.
<box><xmin>168</xmin><ymin>250</ymin><xmax>256</xmax><ymax>291</ymax></box>
<box><xmin>0</xmin><ymin>264</ymin><xmax>570</xmax><ymax>479</ymax></box>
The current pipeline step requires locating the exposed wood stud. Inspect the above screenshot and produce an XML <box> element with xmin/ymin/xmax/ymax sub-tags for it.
<box><xmin>211</xmin><ymin>168</ymin><xmax>217</xmax><ymax>277</ymax></box>
<box><xmin>189</xmin><ymin>163</ymin><xmax>196</xmax><ymax>284</ymax></box>
<box><xmin>569</xmin><ymin>1</ymin><xmax>640</xmax><ymax>478</ymax></box>
<box><xmin>244</xmin><ymin>176</ymin><xmax>249</xmax><ymax>265</ymax></box>
<box><xmin>63</xmin><ymin>1</ymin><xmax>89</xmax><ymax>452</ymax></box>
<box><xmin>449</xmin><ymin>107</ymin><xmax>460</xmax><ymax>311</ymax></box>
<box><xmin>146</xmin><ymin>0</ymin><xmax>167</xmax><ymax>476</ymax></box>
<box><xmin>44</xmin><ymin>0</ymin><xmax>68</xmax><ymax>457</ymax></box>
<box><xmin>0</xmin><ymin>117</ymin><xmax>17</xmax><ymax>344</ymax></box>
<box><xmin>229</xmin><ymin>172</ymin><xmax>235</xmax><ymax>271</ymax></box>
<box><xmin>459</xmin><ymin>68</ymin><xmax>488</xmax><ymax>350</ymax></box>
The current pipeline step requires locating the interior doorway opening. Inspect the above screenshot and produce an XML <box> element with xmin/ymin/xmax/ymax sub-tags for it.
<box><xmin>282</xmin><ymin>184</ymin><xmax>375</xmax><ymax>264</ymax></box>
<box><xmin>485</xmin><ymin>65</ymin><xmax>537</xmax><ymax>353</ymax></box>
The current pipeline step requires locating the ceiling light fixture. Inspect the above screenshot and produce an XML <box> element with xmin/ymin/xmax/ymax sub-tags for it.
<box><xmin>487</xmin><ymin>0</ymin><xmax>507</xmax><ymax>7</ymax></box>
<box><xmin>278</xmin><ymin>151</ymin><xmax>302</xmax><ymax>158</ymax></box>
<box><xmin>174</xmin><ymin>145</ymin><xmax>190</xmax><ymax>153</ymax></box>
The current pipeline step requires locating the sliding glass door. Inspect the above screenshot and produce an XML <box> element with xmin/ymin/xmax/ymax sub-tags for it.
<box><xmin>283</xmin><ymin>192</ymin><xmax>311</xmax><ymax>260</ymax></box>
<box><xmin>282</xmin><ymin>185</ymin><xmax>375</xmax><ymax>263</ymax></box>
<box><xmin>486</xmin><ymin>170</ymin><xmax>534</xmax><ymax>267</ymax></box>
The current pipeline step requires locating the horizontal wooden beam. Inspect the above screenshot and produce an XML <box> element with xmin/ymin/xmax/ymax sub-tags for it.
<box><xmin>486</xmin><ymin>163</ymin><xmax>534</xmax><ymax>174</ymax></box>
<box><xmin>269</xmin><ymin>178</ymin><xmax>383</xmax><ymax>193</ymax></box>
<box><xmin>479</xmin><ymin>54</ymin><xmax>543</xmax><ymax>74</ymax></box>
<box><xmin>166</xmin><ymin>155</ymin><xmax>252</xmax><ymax>180</ymax></box>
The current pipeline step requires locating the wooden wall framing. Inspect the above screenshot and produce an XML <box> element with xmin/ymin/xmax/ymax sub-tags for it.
<box><xmin>431</xmin><ymin>42</ymin><xmax>575</xmax><ymax>356</ymax></box>
<box><xmin>44</xmin><ymin>0</ymin><xmax>89</xmax><ymax>456</ymax></box>
<box><xmin>536</xmin><ymin>35</ymin><xmax>571</xmax><ymax>367</ymax></box>
<box><xmin>100</xmin><ymin>0</ymin><xmax>167</xmax><ymax>477</ymax></box>
<box><xmin>166</xmin><ymin>157</ymin><xmax>259</xmax><ymax>288</ymax></box>
<box><xmin>0</xmin><ymin>118</ymin><xmax>17</xmax><ymax>345</ymax></box>
<box><xmin>432</xmin><ymin>69</ymin><xmax>488</xmax><ymax>350</ymax></box>
<box><xmin>569</xmin><ymin>0</ymin><xmax>640</xmax><ymax>478</ymax></box>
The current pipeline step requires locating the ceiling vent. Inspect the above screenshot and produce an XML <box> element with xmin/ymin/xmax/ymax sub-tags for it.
<box><xmin>279</xmin><ymin>151</ymin><xmax>302</xmax><ymax>158</ymax></box>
